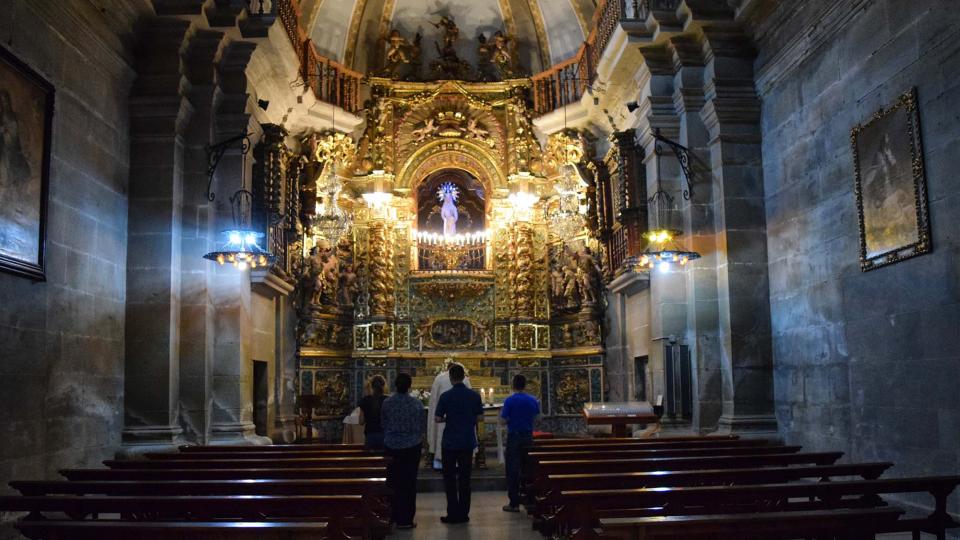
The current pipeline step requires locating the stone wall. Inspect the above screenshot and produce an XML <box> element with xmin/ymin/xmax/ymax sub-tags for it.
<box><xmin>0</xmin><ymin>1</ymin><xmax>149</xmax><ymax>538</ymax></box>
<box><xmin>757</xmin><ymin>0</ymin><xmax>960</xmax><ymax>511</ymax></box>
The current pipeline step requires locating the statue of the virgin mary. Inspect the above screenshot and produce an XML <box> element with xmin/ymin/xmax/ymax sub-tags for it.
<box><xmin>438</xmin><ymin>182</ymin><xmax>459</xmax><ymax>236</ymax></box>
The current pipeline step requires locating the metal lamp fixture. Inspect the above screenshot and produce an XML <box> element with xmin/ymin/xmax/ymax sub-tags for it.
<box><xmin>640</xmin><ymin>129</ymin><xmax>701</xmax><ymax>272</ymax></box>
<box><xmin>202</xmin><ymin>133</ymin><xmax>275</xmax><ymax>270</ymax></box>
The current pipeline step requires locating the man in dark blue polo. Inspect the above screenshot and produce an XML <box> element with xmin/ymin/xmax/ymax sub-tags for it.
<box><xmin>500</xmin><ymin>374</ymin><xmax>540</xmax><ymax>512</ymax></box>
<box><xmin>434</xmin><ymin>363</ymin><xmax>484</xmax><ymax>524</ymax></box>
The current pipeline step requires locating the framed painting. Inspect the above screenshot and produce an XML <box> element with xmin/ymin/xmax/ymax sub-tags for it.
<box><xmin>850</xmin><ymin>87</ymin><xmax>930</xmax><ymax>271</ymax></box>
<box><xmin>0</xmin><ymin>45</ymin><xmax>53</xmax><ymax>280</ymax></box>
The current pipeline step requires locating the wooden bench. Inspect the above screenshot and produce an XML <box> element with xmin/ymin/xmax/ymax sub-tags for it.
<box><xmin>526</xmin><ymin>451</ymin><xmax>842</xmax><ymax>505</ymax></box>
<box><xmin>12</xmin><ymin>478</ymin><xmax>388</xmax><ymax>498</ymax></box>
<box><xmin>559</xmin><ymin>476</ymin><xmax>960</xmax><ymax>540</ymax></box>
<box><xmin>179</xmin><ymin>443</ymin><xmax>364</xmax><ymax>452</ymax></box>
<box><xmin>527</xmin><ymin>444</ymin><xmax>801</xmax><ymax>464</ymax></box>
<box><xmin>104</xmin><ymin>456</ymin><xmax>389</xmax><ymax>469</ymax></box>
<box><xmin>598</xmin><ymin>507</ymin><xmax>904</xmax><ymax>540</ymax></box>
<box><xmin>530</xmin><ymin>462</ymin><xmax>893</xmax><ymax>528</ymax></box>
<box><xmin>146</xmin><ymin>449</ymin><xmax>375</xmax><ymax>460</ymax></box>
<box><xmin>15</xmin><ymin>520</ymin><xmax>329</xmax><ymax>540</ymax></box>
<box><xmin>528</xmin><ymin>438</ymin><xmax>770</xmax><ymax>453</ymax></box>
<box><xmin>533</xmin><ymin>435</ymin><xmax>740</xmax><ymax>446</ymax></box>
<box><xmin>0</xmin><ymin>494</ymin><xmax>376</xmax><ymax>539</ymax></box>
<box><xmin>61</xmin><ymin>466</ymin><xmax>386</xmax><ymax>481</ymax></box>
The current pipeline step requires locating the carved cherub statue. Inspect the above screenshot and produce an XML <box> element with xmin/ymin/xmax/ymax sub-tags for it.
<box><xmin>411</xmin><ymin>118</ymin><xmax>436</xmax><ymax>142</ymax></box>
<box><xmin>465</xmin><ymin>118</ymin><xmax>489</xmax><ymax>140</ymax></box>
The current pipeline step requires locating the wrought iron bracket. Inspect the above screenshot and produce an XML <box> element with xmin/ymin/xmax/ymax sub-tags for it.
<box><xmin>205</xmin><ymin>132</ymin><xmax>252</xmax><ymax>202</ymax></box>
<box><xmin>652</xmin><ymin>128</ymin><xmax>694</xmax><ymax>200</ymax></box>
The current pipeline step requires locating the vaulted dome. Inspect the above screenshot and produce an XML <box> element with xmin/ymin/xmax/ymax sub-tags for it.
<box><xmin>298</xmin><ymin>0</ymin><xmax>595</xmax><ymax>75</ymax></box>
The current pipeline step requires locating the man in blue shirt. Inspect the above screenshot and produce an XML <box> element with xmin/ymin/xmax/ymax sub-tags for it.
<box><xmin>434</xmin><ymin>363</ymin><xmax>484</xmax><ymax>524</ymax></box>
<box><xmin>499</xmin><ymin>374</ymin><xmax>540</xmax><ymax>512</ymax></box>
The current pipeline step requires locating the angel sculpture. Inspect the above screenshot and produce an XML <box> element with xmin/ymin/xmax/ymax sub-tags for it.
<box><xmin>465</xmin><ymin>118</ymin><xmax>489</xmax><ymax>141</ymax></box>
<box><xmin>411</xmin><ymin>118</ymin><xmax>437</xmax><ymax>142</ymax></box>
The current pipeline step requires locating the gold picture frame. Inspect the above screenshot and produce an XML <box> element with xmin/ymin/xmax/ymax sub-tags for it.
<box><xmin>850</xmin><ymin>87</ymin><xmax>931</xmax><ymax>271</ymax></box>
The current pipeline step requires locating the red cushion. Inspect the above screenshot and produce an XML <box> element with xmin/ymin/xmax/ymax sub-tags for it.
<box><xmin>533</xmin><ymin>431</ymin><xmax>554</xmax><ymax>439</ymax></box>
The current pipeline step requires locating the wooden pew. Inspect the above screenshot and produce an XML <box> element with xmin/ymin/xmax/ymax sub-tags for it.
<box><xmin>146</xmin><ymin>449</ymin><xmax>374</xmax><ymax>460</ymax></box>
<box><xmin>598</xmin><ymin>507</ymin><xmax>904</xmax><ymax>540</ymax></box>
<box><xmin>0</xmin><ymin>494</ymin><xmax>375</xmax><ymax>540</ymax></box>
<box><xmin>15</xmin><ymin>520</ymin><xmax>329</xmax><ymax>540</ymax></box>
<box><xmin>559</xmin><ymin>476</ymin><xmax>960</xmax><ymax>540</ymax></box>
<box><xmin>103</xmin><ymin>456</ymin><xmax>389</xmax><ymax>469</ymax></box>
<box><xmin>526</xmin><ymin>452</ymin><xmax>843</xmax><ymax>509</ymax></box>
<box><xmin>530</xmin><ymin>462</ymin><xmax>893</xmax><ymax>528</ymax></box>
<box><xmin>528</xmin><ymin>438</ymin><xmax>770</xmax><ymax>453</ymax></box>
<box><xmin>12</xmin><ymin>478</ymin><xmax>388</xmax><ymax>498</ymax></box>
<box><xmin>533</xmin><ymin>435</ymin><xmax>740</xmax><ymax>446</ymax></box>
<box><xmin>527</xmin><ymin>444</ymin><xmax>801</xmax><ymax>463</ymax></box>
<box><xmin>180</xmin><ymin>443</ymin><xmax>364</xmax><ymax>452</ymax></box>
<box><xmin>61</xmin><ymin>466</ymin><xmax>387</xmax><ymax>482</ymax></box>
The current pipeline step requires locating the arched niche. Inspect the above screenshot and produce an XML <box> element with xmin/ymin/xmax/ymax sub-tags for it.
<box><xmin>415</xmin><ymin>169</ymin><xmax>487</xmax><ymax>235</ymax></box>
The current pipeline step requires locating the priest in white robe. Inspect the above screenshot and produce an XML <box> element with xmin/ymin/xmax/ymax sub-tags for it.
<box><xmin>427</xmin><ymin>360</ymin><xmax>471</xmax><ymax>470</ymax></box>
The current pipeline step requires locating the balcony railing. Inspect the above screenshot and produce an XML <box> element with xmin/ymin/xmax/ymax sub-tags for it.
<box><xmin>531</xmin><ymin>0</ymin><xmax>681</xmax><ymax>116</ymax></box>
<box><xmin>275</xmin><ymin>0</ymin><xmax>363</xmax><ymax>114</ymax></box>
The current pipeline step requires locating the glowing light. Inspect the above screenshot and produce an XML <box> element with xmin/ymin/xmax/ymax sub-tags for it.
<box><xmin>508</xmin><ymin>191</ymin><xmax>539</xmax><ymax>211</ymax></box>
<box><xmin>658</xmin><ymin>261</ymin><xmax>670</xmax><ymax>273</ymax></box>
<box><xmin>362</xmin><ymin>191</ymin><xmax>393</xmax><ymax>208</ymax></box>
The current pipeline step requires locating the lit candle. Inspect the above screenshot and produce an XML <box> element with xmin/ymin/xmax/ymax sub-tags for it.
<box><xmin>418</xmin><ymin>337</ymin><xmax>423</xmax><ymax>351</ymax></box>
<box><xmin>488</xmin><ymin>388</ymin><xmax>494</xmax><ymax>404</ymax></box>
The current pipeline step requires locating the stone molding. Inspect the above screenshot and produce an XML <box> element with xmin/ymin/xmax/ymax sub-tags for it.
<box><xmin>752</xmin><ymin>0</ymin><xmax>870</xmax><ymax>96</ymax></box>
<box><xmin>251</xmin><ymin>267</ymin><xmax>296</xmax><ymax>298</ymax></box>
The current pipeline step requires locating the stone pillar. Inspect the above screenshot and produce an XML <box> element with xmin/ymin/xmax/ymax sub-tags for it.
<box><xmin>122</xmin><ymin>18</ymin><xmax>194</xmax><ymax>452</ymax></box>
<box><xmin>635</xmin><ymin>51</ymin><xmax>689</xmax><ymax>419</ymax></box>
<box><xmin>672</xmin><ymin>37</ymin><xmax>724</xmax><ymax>431</ymax></box>
<box><xmin>178</xmin><ymin>29</ymin><xmax>226</xmax><ymax>445</ymax></box>
<box><xmin>699</xmin><ymin>28</ymin><xmax>777</xmax><ymax>433</ymax></box>
<box><xmin>208</xmin><ymin>40</ymin><xmax>270</xmax><ymax>444</ymax></box>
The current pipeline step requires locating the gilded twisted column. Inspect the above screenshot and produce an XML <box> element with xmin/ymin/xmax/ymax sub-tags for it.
<box><xmin>512</xmin><ymin>223</ymin><xmax>535</xmax><ymax>319</ymax></box>
<box><xmin>368</xmin><ymin>222</ymin><xmax>395</xmax><ymax>318</ymax></box>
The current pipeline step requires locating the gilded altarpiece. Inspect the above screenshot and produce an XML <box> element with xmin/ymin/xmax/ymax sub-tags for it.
<box><xmin>291</xmin><ymin>80</ymin><xmax>609</xmax><ymax>437</ymax></box>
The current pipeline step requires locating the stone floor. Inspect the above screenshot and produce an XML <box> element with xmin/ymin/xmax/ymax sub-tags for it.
<box><xmin>390</xmin><ymin>491</ymin><xmax>540</xmax><ymax>539</ymax></box>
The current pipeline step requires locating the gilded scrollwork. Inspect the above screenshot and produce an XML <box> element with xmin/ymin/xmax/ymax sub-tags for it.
<box><xmin>554</xmin><ymin>370</ymin><xmax>590</xmax><ymax>415</ymax></box>
<box><xmin>312</xmin><ymin>371</ymin><xmax>350</xmax><ymax>417</ymax></box>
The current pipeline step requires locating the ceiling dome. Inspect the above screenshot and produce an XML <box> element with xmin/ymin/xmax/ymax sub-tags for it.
<box><xmin>299</xmin><ymin>0</ymin><xmax>595</xmax><ymax>76</ymax></box>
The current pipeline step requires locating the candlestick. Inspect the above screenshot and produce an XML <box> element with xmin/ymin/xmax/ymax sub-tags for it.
<box><xmin>418</xmin><ymin>337</ymin><xmax>423</xmax><ymax>351</ymax></box>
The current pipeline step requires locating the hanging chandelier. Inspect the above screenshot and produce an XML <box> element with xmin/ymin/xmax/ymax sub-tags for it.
<box><xmin>312</xmin><ymin>162</ymin><xmax>353</xmax><ymax>243</ymax></box>
<box><xmin>640</xmin><ymin>130</ymin><xmax>701</xmax><ymax>272</ymax></box>
<box><xmin>549</xmin><ymin>163</ymin><xmax>587</xmax><ymax>241</ymax></box>
<box><xmin>202</xmin><ymin>133</ymin><xmax>275</xmax><ymax>270</ymax></box>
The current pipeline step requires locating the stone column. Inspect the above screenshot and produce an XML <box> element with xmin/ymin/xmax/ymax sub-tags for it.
<box><xmin>178</xmin><ymin>29</ymin><xmax>226</xmax><ymax>445</ymax></box>
<box><xmin>635</xmin><ymin>50</ymin><xmax>690</xmax><ymax>419</ymax></box>
<box><xmin>122</xmin><ymin>18</ymin><xmax>194</xmax><ymax>452</ymax></box>
<box><xmin>208</xmin><ymin>40</ymin><xmax>270</xmax><ymax>444</ymax></box>
<box><xmin>699</xmin><ymin>28</ymin><xmax>777</xmax><ymax>433</ymax></box>
<box><xmin>671</xmin><ymin>37</ymin><xmax>724</xmax><ymax>431</ymax></box>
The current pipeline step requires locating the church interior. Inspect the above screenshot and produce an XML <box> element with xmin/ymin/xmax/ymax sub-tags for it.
<box><xmin>0</xmin><ymin>0</ymin><xmax>958</xmax><ymax>538</ymax></box>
